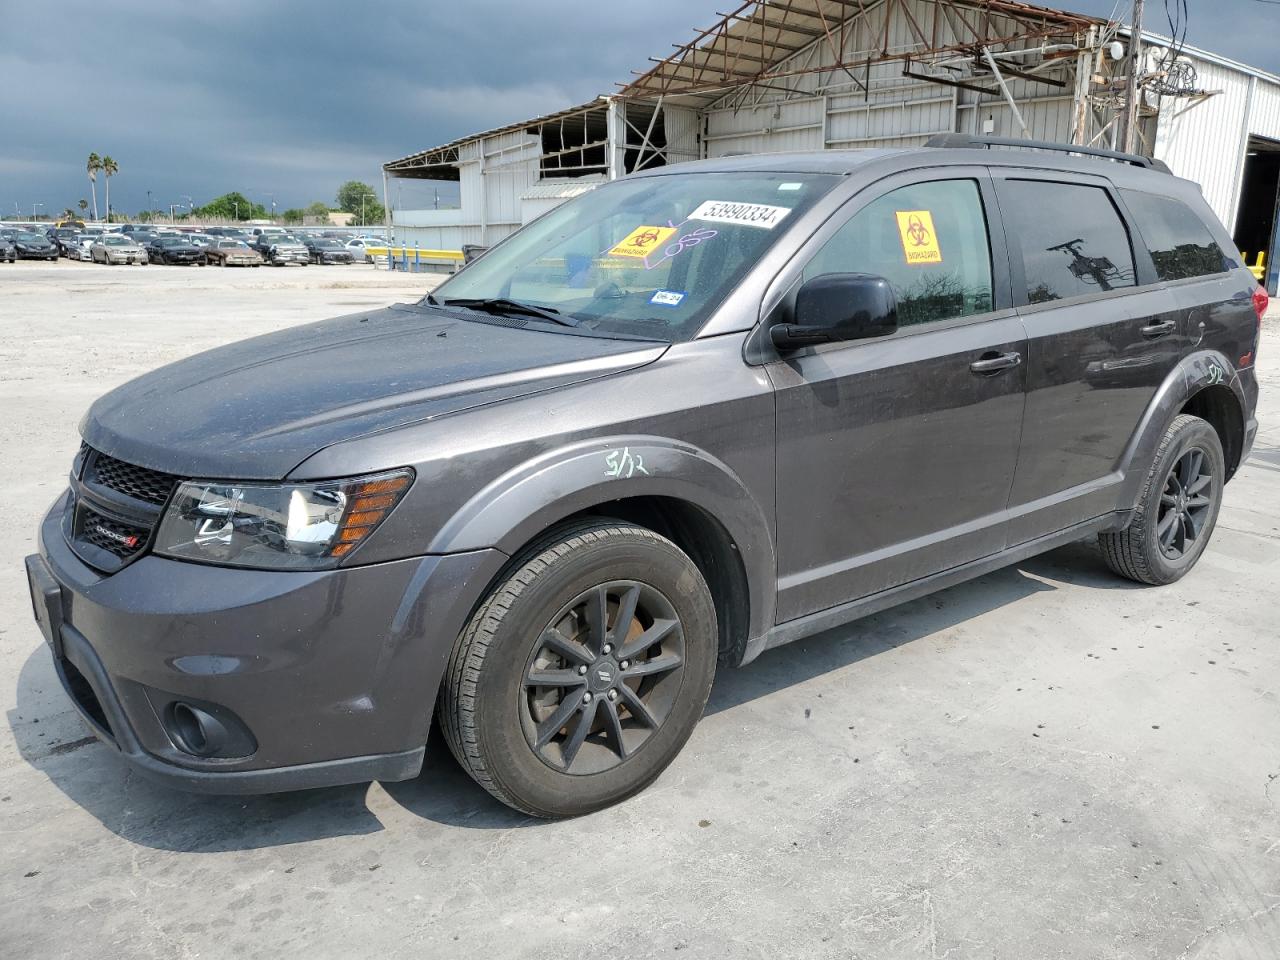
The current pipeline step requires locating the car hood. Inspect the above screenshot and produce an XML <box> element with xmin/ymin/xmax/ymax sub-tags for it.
<box><xmin>81</xmin><ymin>302</ymin><xmax>668</xmax><ymax>480</ymax></box>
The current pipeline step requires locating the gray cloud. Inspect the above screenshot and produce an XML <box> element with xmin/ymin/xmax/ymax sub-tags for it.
<box><xmin>1</xmin><ymin>0</ymin><xmax>1274</xmax><ymax>216</ymax></box>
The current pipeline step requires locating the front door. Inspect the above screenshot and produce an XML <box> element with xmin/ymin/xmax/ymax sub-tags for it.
<box><xmin>769</xmin><ymin>173</ymin><xmax>1026</xmax><ymax>623</ymax></box>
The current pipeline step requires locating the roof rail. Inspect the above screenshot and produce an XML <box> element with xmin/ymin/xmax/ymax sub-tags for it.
<box><xmin>923</xmin><ymin>134</ymin><xmax>1172</xmax><ymax>174</ymax></box>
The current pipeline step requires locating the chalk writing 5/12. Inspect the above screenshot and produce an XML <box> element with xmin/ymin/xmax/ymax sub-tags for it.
<box><xmin>605</xmin><ymin>447</ymin><xmax>649</xmax><ymax>478</ymax></box>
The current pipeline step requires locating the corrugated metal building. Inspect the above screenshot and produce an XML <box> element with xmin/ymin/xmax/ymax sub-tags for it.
<box><xmin>385</xmin><ymin>0</ymin><xmax>1280</xmax><ymax>290</ymax></box>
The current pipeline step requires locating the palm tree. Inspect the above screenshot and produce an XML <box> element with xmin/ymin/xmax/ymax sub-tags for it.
<box><xmin>78</xmin><ymin>198</ymin><xmax>88</xmax><ymax>216</ymax></box>
<box><xmin>86</xmin><ymin>153</ymin><xmax>102</xmax><ymax>221</ymax></box>
<box><xmin>101</xmin><ymin>156</ymin><xmax>118</xmax><ymax>223</ymax></box>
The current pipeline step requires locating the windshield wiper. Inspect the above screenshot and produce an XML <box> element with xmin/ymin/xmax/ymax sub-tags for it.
<box><xmin>442</xmin><ymin>297</ymin><xmax>579</xmax><ymax>327</ymax></box>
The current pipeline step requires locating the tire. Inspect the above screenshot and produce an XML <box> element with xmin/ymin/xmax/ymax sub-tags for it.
<box><xmin>441</xmin><ymin>520</ymin><xmax>717</xmax><ymax>817</ymax></box>
<box><xmin>1099</xmin><ymin>414</ymin><xmax>1225</xmax><ymax>585</ymax></box>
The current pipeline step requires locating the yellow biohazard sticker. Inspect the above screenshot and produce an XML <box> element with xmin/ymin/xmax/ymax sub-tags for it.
<box><xmin>609</xmin><ymin>225</ymin><xmax>677</xmax><ymax>259</ymax></box>
<box><xmin>895</xmin><ymin>210</ymin><xmax>943</xmax><ymax>265</ymax></box>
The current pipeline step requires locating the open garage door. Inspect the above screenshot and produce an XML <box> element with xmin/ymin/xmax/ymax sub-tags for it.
<box><xmin>1234</xmin><ymin>136</ymin><xmax>1280</xmax><ymax>294</ymax></box>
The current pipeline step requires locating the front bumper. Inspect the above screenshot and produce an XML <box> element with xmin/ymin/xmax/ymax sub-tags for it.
<box><xmin>30</xmin><ymin>492</ymin><xmax>507</xmax><ymax>794</ymax></box>
<box><xmin>105</xmin><ymin>253</ymin><xmax>146</xmax><ymax>263</ymax></box>
<box><xmin>268</xmin><ymin>250</ymin><xmax>308</xmax><ymax>264</ymax></box>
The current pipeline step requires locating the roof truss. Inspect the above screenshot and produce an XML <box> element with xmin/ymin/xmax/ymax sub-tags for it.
<box><xmin>617</xmin><ymin>0</ymin><xmax>1102</xmax><ymax>106</ymax></box>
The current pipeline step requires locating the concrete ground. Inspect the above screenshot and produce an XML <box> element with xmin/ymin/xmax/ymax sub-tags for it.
<box><xmin>2</xmin><ymin>260</ymin><xmax>1278</xmax><ymax>959</ymax></box>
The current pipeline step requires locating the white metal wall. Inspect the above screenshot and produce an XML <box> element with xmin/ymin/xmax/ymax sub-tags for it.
<box><xmin>1153</xmin><ymin>56</ymin><xmax>1258</xmax><ymax>231</ymax></box>
<box><xmin>1155</xmin><ymin>54</ymin><xmax>1280</xmax><ymax>234</ymax></box>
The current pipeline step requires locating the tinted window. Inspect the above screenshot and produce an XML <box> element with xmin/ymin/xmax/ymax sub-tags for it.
<box><xmin>803</xmin><ymin>179</ymin><xmax>994</xmax><ymax>326</ymax></box>
<box><xmin>1121</xmin><ymin>189</ymin><xmax>1229</xmax><ymax>281</ymax></box>
<box><xmin>1002</xmin><ymin>180</ymin><xmax>1136</xmax><ymax>303</ymax></box>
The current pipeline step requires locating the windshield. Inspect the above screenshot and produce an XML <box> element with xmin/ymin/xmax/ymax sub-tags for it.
<box><xmin>17</xmin><ymin>232</ymin><xmax>43</xmax><ymax>242</ymax></box>
<box><xmin>157</xmin><ymin>237</ymin><xmax>186</xmax><ymax>246</ymax></box>
<box><xmin>431</xmin><ymin>171</ymin><xmax>838</xmax><ymax>341</ymax></box>
<box><xmin>218</xmin><ymin>240</ymin><xmax>250</xmax><ymax>249</ymax></box>
<box><xmin>104</xmin><ymin>236</ymin><xmax>131</xmax><ymax>246</ymax></box>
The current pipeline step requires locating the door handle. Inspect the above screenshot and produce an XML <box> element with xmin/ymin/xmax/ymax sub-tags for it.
<box><xmin>1140</xmin><ymin>319</ymin><xmax>1176</xmax><ymax>339</ymax></box>
<box><xmin>969</xmin><ymin>351</ymin><xmax>1022</xmax><ymax>375</ymax></box>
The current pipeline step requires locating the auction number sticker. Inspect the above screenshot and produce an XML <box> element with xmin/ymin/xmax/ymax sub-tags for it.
<box><xmin>610</xmin><ymin>225</ymin><xmax>677</xmax><ymax>259</ymax></box>
<box><xmin>895</xmin><ymin>210</ymin><xmax>943</xmax><ymax>264</ymax></box>
<box><xmin>688</xmin><ymin>200</ymin><xmax>791</xmax><ymax>230</ymax></box>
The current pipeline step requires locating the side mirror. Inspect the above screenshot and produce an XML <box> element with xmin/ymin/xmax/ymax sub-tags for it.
<box><xmin>771</xmin><ymin>273</ymin><xmax>898</xmax><ymax>351</ymax></box>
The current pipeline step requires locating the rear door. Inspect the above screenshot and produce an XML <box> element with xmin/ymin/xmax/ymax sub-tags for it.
<box><xmin>993</xmin><ymin>172</ymin><xmax>1180</xmax><ymax>543</ymax></box>
<box><xmin>768</xmin><ymin>169</ymin><xmax>1027</xmax><ymax>622</ymax></box>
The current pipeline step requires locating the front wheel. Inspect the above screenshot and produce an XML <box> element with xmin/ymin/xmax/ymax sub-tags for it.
<box><xmin>1099</xmin><ymin>414</ymin><xmax>1225</xmax><ymax>585</ymax></box>
<box><xmin>441</xmin><ymin>521</ymin><xmax>717</xmax><ymax>817</ymax></box>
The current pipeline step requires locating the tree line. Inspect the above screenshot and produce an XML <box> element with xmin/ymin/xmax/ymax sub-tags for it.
<box><xmin>68</xmin><ymin>159</ymin><xmax>386</xmax><ymax>227</ymax></box>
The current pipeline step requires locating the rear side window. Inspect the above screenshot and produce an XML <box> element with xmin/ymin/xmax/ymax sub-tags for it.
<box><xmin>1002</xmin><ymin>180</ymin><xmax>1136</xmax><ymax>303</ymax></box>
<box><xmin>803</xmin><ymin>179</ymin><xmax>994</xmax><ymax>327</ymax></box>
<box><xmin>1121</xmin><ymin>189</ymin><xmax>1229</xmax><ymax>281</ymax></box>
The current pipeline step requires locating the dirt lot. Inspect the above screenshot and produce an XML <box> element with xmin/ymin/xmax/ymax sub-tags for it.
<box><xmin>2</xmin><ymin>260</ymin><xmax>1279</xmax><ymax>959</ymax></box>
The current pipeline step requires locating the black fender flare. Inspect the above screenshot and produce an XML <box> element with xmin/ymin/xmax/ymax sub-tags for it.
<box><xmin>426</xmin><ymin>435</ymin><xmax>777</xmax><ymax>641</ymax></box>
<box><xmin>1115</xmin><ymin>349</ymin><xmax>1249</xmax><ymax>510</ymax></box>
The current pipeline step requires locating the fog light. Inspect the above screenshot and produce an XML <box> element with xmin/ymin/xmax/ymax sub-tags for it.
<box><xmin>166</xmin><ymin>701</ymin><xmax>227</xmax><ymax>757</ymax></box>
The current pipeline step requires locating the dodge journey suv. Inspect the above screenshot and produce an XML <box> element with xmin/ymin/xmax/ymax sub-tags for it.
<box><xmin>26</xmin><ymin>136</ymin><xmax>1263</xmax><ymax>817</ymax></box>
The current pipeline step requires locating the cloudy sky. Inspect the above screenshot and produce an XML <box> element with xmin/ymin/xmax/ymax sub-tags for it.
<box><xmin>2</xmin><ymin>0</ymin><xmax>1275</xmax><ymax>217</ymax></box>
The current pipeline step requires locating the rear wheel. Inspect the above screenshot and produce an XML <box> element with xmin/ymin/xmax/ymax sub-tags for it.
<box><xmin>1099</xmin><ymin>414</ymin><xmax>1225</xmax><ymax>585</ymax></box>
<box><xmin>441</xmin><ymin>520</ymin><xmax>717</xmax><ymax>817</ymax></box>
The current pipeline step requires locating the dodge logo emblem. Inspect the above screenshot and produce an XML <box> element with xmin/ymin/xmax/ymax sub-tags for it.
<box><xmin>94</xmin><ymin>525</ymin><xmax>139</xmax><ymax>549</ymax></box>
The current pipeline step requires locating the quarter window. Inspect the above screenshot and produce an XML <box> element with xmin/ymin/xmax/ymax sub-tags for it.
<box><xmin>803</xmin><ymin>179</ymin><xmax>994</xmax><ymax>327</ymax></box>
<box><xmin>1003</xmin><ymin>180</ymin><xmax>1137</xmax><ymax>303</ymax></box>
<box><xmin>1121</xmin><ymin>189</ymin><xmax>1229</xmax><ymax>281</ymax></box>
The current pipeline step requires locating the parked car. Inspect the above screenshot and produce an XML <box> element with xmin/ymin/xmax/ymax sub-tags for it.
<box><xmin>204</xmin><ymin>239</ymin><xmax>264</xmax><ymax>267</ymax></box>
<box><xmin>26</xmin><ymin>137</ymin><xmax>1263</xmax><ymax>816</ymax></box>
<box><xmin>47</xmin><ymin>227</ymin><xmax>82</xmax><ymax>257</ymax></box>
<box><xmin>146</xmin><ymin>236</ymin><xmax>206</xmax><ymax>265</ymax></box>
<box><xmin>90</xmin><ymin>235</ymin><xmax>148</xmax><ymax>265</ymax></box>
<box><xmin>304</xmin><ymin>237</ymin><xmax>354</xmax><ymax>264</ymax></box>
<box><xmin>0</xmin><ymin>235</ymin><xmax>15</xmax><ymax>262</ymax></box>
<box><xmin>66</xmin><ymin>236</ymin><xmax>96</xmax><ymax>261</ymax></box>
<box><xmin>252</xmin><ymin>233</ymin><xmax>309</xmax><ymax>266</ymax></box>
<box><xmin>12</xmin><ymin>231</ymin><xmax>58</xmax><ymax>260</ymax></box>
<box><xmin>343</xmin><ymin>237</ymin><xmax>376</xmax><ymax>262</ymax></box>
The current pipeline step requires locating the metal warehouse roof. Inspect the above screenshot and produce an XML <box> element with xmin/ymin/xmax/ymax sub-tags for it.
<box><xmin>384</xmin><ymin>99</ymin><xmax>608</xmax><ymax>174</ymax></box>
<box><xmin>618</xmin><ymin>0</ymin><xmax>1105</xmax><ymax>107</ymax></box>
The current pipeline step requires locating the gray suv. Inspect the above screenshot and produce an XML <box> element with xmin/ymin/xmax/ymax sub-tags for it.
<box><xmin>25</xmin><ymin>137</ymin><xmax>1263</xmax><ymax>817</ymax></box>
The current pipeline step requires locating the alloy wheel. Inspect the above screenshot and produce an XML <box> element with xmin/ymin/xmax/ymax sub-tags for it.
<box><xmin>1156</xmin><ymin>445</ymin><xmax>1215</xmax><ymax>559</ymax></box>
<box><xmin>520</xmin><ymin>580</ymin><xmax>685</xmax><ymax>775</ymax></box>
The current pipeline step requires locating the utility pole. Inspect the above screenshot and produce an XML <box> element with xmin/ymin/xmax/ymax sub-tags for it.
<box><xmin>1119</xmin><ymin>0</ymin><xmax>1146</xmax><ymax>155</ymax></box>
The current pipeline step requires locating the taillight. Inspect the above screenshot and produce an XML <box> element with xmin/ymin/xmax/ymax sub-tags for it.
<box><xmin>1245</xmin><ymin>285</ymin><xmax>1268</xmax><ymax>367</ymax></box>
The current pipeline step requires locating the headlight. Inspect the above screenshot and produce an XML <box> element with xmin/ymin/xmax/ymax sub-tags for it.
<box><xmin>154</xmin><ymin>469</ymin><xmax>412</xmax><ymax>570</ymax></box>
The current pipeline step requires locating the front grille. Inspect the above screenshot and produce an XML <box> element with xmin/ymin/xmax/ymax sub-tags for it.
<box><xmin>88</xmin><ymin>451</ymin><xmax>179</xmax><ymax>506</ymax></box>
<box><xmin>81</xmin><ymin>508</ymin><xmax>149</xmax><ymax>560</ymax></box>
